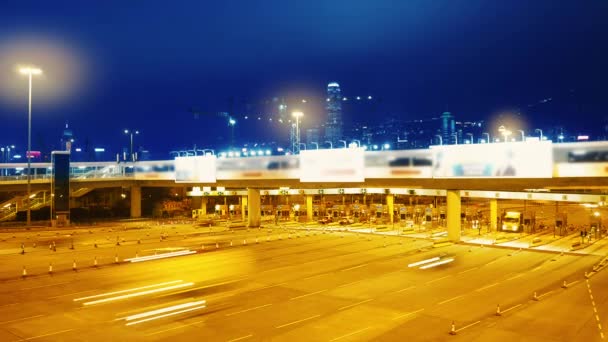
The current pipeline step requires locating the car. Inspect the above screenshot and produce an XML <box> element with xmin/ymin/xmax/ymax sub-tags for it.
<box><xmin>318</xmin><ymin>216</ymin><xmax>333</xmax><ymax>224</ymax></box>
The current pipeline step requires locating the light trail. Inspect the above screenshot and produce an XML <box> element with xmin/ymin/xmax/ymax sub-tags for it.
<box><xmin>419</xmin><ymin>258</ymin><xmax>455</xmax><ymax>269</ymax></box>
<box><xmin>407</xmin><ymin>257</ymin><xmax>440</xmax><ymax>268</ymax></box>
<box><xmin>81</xmin><ymin>282</ymin><xmax>194</xmax><ymax>306</ymax></box>
<box><xmin>74</xmin><ymin>280</ymin><xmax>183</xmax><ymax>302</ymax></box>
<box><xmin>119</xmin><ymin>300</ymin><xmax>206</xmax><ymax>321</ymax></box>
<box><xmin>125</xmin><ymin>250</ymin><xmax>196</xmax><ymax>263</ymax></box>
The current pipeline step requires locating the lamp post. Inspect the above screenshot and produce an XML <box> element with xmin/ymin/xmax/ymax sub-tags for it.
<box><xmin>338</xmin><ymin>140</ymin><xmax>347</xmax><ymax>148</ymax></box>
<box><xmin>434</xmin><ymin>135</ymin><xmax>443</xmax><ymax>145</ymax></box>
<box><xmin>451</xmin><ymin>133</ymin><xmax>458</xmax><ymax>145</ymax></box>
<box><xmin>482</xmin><ymin>133</ymin><xmax>490</xmax><ymax>143</ymax></box>
<box><xmin>310</xmin><ymin>142</ymin><xmax>319</xmax><ymax>150</ymax></box>
<box><xmin>19</xmin><ymin>67</ymin><xmax>42</xmax><ymax>226</ymax></box>
<box><xmin>298</xmin><ymin>143</ymin><xmax>307</xmax><ymax>151</ymax></box>
<box><xmin>517</xmin><ymin>130</ymin><xmax>525</xmax><ymax>141</ymax></box>
<box><xmin>292</xmin><ymin>111</ymin><xmax>303</xmax><ymax>154</ymax></box>
<box><xmin>535</xmin><ymin>129</ymin><xmax>543</xmax><ymax>141</ymax></box>
<box><xmin>351</xmin><ymin>139</ymin><xmax>361</xmax><ymax>148</ymax></box>
<box><xmin>324</xmin><ymin>141</ymin><xmax>333</xmax><ymax>149</ymax></box>
<box><xmin>124</xmin><ymin>129</ymin><xmax>139</xmax><ymax>162</ymax></box>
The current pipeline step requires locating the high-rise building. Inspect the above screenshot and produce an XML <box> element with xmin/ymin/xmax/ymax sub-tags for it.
<box><xmin>324</xmin><ymin>82</ymin><xmax>343</xmax><ymax>144</ymax></box>
<box><xmin>440</xmin><ymin>111</ymin><xmax>455</xmax><ymax>144</ymax></box>
<box><xmin>61</xmin><ymin>122</ymin><xmax>74</xmax><ymax>151</ymax></box>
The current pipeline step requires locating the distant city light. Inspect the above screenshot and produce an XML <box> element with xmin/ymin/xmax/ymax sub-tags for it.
<box><xmin>250</xmin><ymin>151</ymin><xmax>256</xmax><ymax>156</ymax></box>
<box><xmin>94</xmin><ymin>148</ymin><xmax>105</xmax><ymax>152</ymax></box>
<box><xmin>265</xmin><ymin>150</ymin><xmax>271</xmax><ymax>155</ymax></box>
<box><xmin>372</xmin><ymin>145</ymin><xmax>378</xmax><ymax>150</ymax></box>
<box><xmin>277</xmin><ymin>147</ymin><xmax>284</xmax><ymax>152</ymax></box>
<box><xmin>356</xmin><ymin>96</ymin><xmax>361</xmax><ymax>100</ymax></box>
<box><xmin>342</xmin><ymin>97</ymin><xmax>347</xmax><ymax>101</ymax></box>
<box><xmin>75</xmin><ymin>148</ymin><xmax>82</xmax><ymax>152</ymax></box>
<box><xmin>383</xmin><ymin>143</ymin><xmax>390</xmax><ymax>150</ymax></box>
<box><xmin>368</xmin><ymin>96</ymin><xmax>372</xmax><ymax>100</ymax></box>
<box><xmin>13</xmin><ymin>154</ymin><xmax>21</xmax><ymax>159</ymax></box>
<box><xmin>228</xmin><ymin>152</ymin><xmax>234</xmax><ymax>157</ymax></box>
<box><xmin>577</xmin><ymin>135</ymin><xmax>589</xmax><ymax>141</ymax></box>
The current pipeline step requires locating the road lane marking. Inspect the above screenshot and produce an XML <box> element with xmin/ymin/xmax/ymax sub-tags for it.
<box><xmin>506</xmin><ymin>273</ymin><xmax>525</xmax><ymax>281</ymax></box>
<box><xmin>475</xmin><ymin>282</ymin><xmax>500</xmax><ymax>292</ymax></box>
<box><xmin>458</xmin><ymin>267</ymin><xmax>478</xmax><ymax>275</ymax></box>
<box><xmin>425</xmin><ymin>275</ymin><xmax>451</xmax><ymax>285</ymax></box>
<box><xmin>456</xmin><ymin>320</ymin><xmax>480</xmax><ymax>332</ymax></box>
<box><xmin>252</xmin><ymin>282</ymin><xmax>287</xmax><ymax>291</ymax></box>
<box><xmin>290</xmin><ymin>289</ymin><xmax>327</xmax><ymax>300</ymax></box>
<box><xmin>145</xmin><ymin>320</ymin><xmax>205</xmax><ymax>336</ymax></box>
<box><xmin>438</xmin><ymin>295</ymin><xmax>465</xmax><ymax>305</ymax></box>
<box><xmin>566</xmin><ymin>280</ymin><xmax>580</xmax><ymax>287</ymax></box>
<box><xmin>338</xmin><ymin>299</ymin><xmax>374</xmax><ymax>311</ymax></box>
<box><xmin>337</xmin><ymin>279</ymin><xmax>363</xmax><ymax>288</ymax></box>
<box><xmin>126</xmin><ymin>304</ymin><xmax>207</xmax><ymax>326</ymax></box>
<box><xmin>0</xmin><ymin>314</ymin><xmax>44</xmax><ymax>325</ymax></box>
<box><xmin>392</xmin><ymin>308</ymin><xmax>424</xmax><ymax>321</ymax></box>
<box><xmin>342</xmin><ymin>263</ymin><xmax>369</xmax><ymax>272</ymax></box>
<box><xmin>74</xmin><ymin>280</ymin><xmax>184</xmax><ymax>301</ymax></box>
<box><xmin>227</xmin><ymin>334</ymin><xmax>253</xmax><ymax>342</ymax></box>
<box><xmin>537</xmin><ymin>290</ymin><xmax>554</xmax><ymax>299</ymax></box>
<box><xmin>0</xmin><ymin>302</ymin><xmax>20</xmax><ymax>308</ymax></box>
<box><xmin>225</xmin><ymin>304</ymin><xmax>272</xmax><ymax>316</ymax></box>
<box><xmin>275</xmin><ymin>314</ymin><xmax>320</xmax><ymax>329</ymax></box>
<box><xmin>393</xmin><ymin>285</ymin><xmax>416</xmax><ymax>294</ymax></box>
<box><xmin>21</xmin><ymin>328</ymin><xmax>75</xmax><ymax>341</ymax></box>
<box><xmin>20</xmin><ymin>282</ymin><xmax>70</xmax><ymax>291</ymax></box>
<box><xmin>501</xmin><ymin>303</ymin><xmax>522</xmax><ymax>314</ymax></box>
<box><xmin>485</xmin><ymin>259</ymin><xmax>500</xmax><ymax>266</ymax></box>
<box><xmin>330</xmin><ymin>326</ymin><xmax>371</xmax><ymax>341</ymax></box>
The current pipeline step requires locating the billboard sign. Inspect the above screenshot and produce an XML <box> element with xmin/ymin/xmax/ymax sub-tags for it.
<box><xmin>300</xmin><ymin>148</ymin><xmax>365</xmax><ymax>182</ymax></box>
<box><xmin>432</xmin><ymin>141</ymin><xmax>552</xmax><ymax>178</ymax></box>
<box><xmin>174</xmin><ymin>155</ymin><xmax>216</xmax><ymax>183</ymax></box>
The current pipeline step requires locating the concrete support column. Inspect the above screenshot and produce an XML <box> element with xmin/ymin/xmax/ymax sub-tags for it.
<box><xmin>247</xmin><ymin>188</ymin><xmax>261</xmax><ymax>228</ymax></box>
<box><xmin>200</xmin><ymin>197</ymin><xmax>208</xmax><ymax>216</ymax></box>
<box><xmin>446</xmin><ymin>190</ymin><xmax>461</xmax><ymax>241</ymax></box>
<box><xmin>130</xmin><ymin>185</ymin><xmax>141</xmax><ymax>218</ymax></box>
<box><xmin>306</xmin><ymin>195</ymin><xmax>313</xmax><ymax>222</ymax></box>
<box><xmin>490</xmin><ymin>199</ymin><xmax>498</xmax><ymax>232</ymax></box>
<box><xmin>386</xmin><ymin>194</ymin><xmax>394</xmax><ymax>225</ymax></box>
<box><xmin>241</xmin><ymin>196</ymin><xmax>248</xmax><ymax>221</ymax></box>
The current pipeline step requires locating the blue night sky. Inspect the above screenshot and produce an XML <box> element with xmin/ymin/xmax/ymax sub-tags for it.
<box><xmin>0</xmin><ymin>0</ymin><xmax>606</xmax><ymax>156</ymax></box>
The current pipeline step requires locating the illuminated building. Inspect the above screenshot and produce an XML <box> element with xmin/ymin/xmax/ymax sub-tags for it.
<box><xmin>324</xmin><ymin>82</ymin><xmax>343</xmax><ymax>145</ymax></box>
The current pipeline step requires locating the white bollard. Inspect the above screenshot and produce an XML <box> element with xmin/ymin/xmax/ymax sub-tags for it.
<box><xmin>115</xmin><ymin>254</ymin><xmax>119</xmax><ymax>264</ymax></box>
<box><xmin>496</xmin><ymin>304</ymin><xmax>501</xmax><ymax>316</ymax></box>
<box><xmin>22</xmin><ymin>266</ymin><xmax>27</xmax><ymax>278</ymax></box>
<box><xmin>230</xmin><ymin>241</ymin><xmax>233</xmax><ymax>247</ymax></box>
<box><xmin>450</xmin><ymin>321</ymin><xmax>456</xmax><ymax>335</ymax></box>
<box><xmin>562</xmin><ymin>280</ymin><xmax>568</xmax><ymax>289</ymax></box>
<box><xmin>216</xmin><ymin>242</ymin><xmax>219</xmax><ymax>249</ymax></box>
<box><xmin>533</xmin><ymin>291</ymin><xmax>539</xmax><ymax>301</ymax></box>
<box><xmin>73</xmin><ymin>260</ymin><xmax>77</xmax><ymax>271</ymax></box>
<box><xmin>49</xmin><ymin>263</ymin><xmax>53</xmax><ymax>274</ymax></box>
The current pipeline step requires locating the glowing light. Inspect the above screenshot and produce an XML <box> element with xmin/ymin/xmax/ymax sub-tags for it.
<box><xmin>125</xmin><ymin>250</ymin><xmax>196</xmax><ymax>263</ymax></box>
<box><xmin>408</xmin><ymin>257</ymin><xmax>440</xmax><ymax>268</ymax></box>
<box><xmin>292</xmin><ymin>111</ymin><xmax>303</xmax><ymax>118</ymax></box>
<box><xmin>328</xmin><ymin>82</ymin><xmax>339</xmax><ymax>87</ymax></box>
<box><xmin>119</xmin><ymin>300</ymin><xmax>206</xmax><ymax>322</ymax></box>
<box><xmin>125</xmin><ymin>302</ymin><xmax>206</xmax><ymax>326</ymax></box>
<box><xmin>81</xmin><ymin>282</ymin><xmax>195</xmax><ymax>305</ymax></box>
<box><xmin>419</xmin><ymin>258</ymin><xmax>455</xmax><ymax>269</ymax></box>
<box><xmin>367</xmin><ymin>95</ymin><xmax>372</xmax><ymax>100</ymax></box>
<box><xmin>74</xmin><ymin>280</ymin><xmax>184</xmax><ymax>302</ymax></box>
<box><xmin>215</xmin><ymin>204</ymin><xmax>221</xmax><ymax>211</ymax></box>
<box><xmin>19</xmin><ymin>67</ymin><xmax>42</xmax><ymax>75</ymax></box>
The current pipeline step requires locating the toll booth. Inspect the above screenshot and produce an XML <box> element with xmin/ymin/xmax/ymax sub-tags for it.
<box><xmin>228</xmin><ymin>204</ymin><xmax>241</xmax><ymax>218</ymax></box>
<box><xmin>276</xmin><ymin>205</ymin><xmax>291</xmax><ymax>221</ymax></box>
<box><xmin>213</xmin><ymin>204</ymin><xmax>227</xmax><ymax>218</ymax></box>
<box><xmin>351</xmin><ymin>204</ymin><xmax>367</xmax><ymax>220</ymax></box>
<box><xmin>523</xmin><ymin>211</ymin><xmax>536</xmax><ymax>233</ymax></box>
<box><xmin>414</xmin><ymin>205</ymin><xmax>425</xmax><ymax>224</ymax></box>
<box><xmin>555</xmin><ymin>212</ymin><xmax>567</xmax><ymax>236</ymax></box>
<box><xmin>261</xmin><ymin>205</ymin><xmax>274</xmax><ymax>217</ymax></box>
<box><xmin>312</xmin><ymin>204</ymin><xmax>325</xmax><ymax>219</ymax></box>
<box><xmin>292</xmin><ymin>204</ymin><xmax>305</xmax><ymax>222</ymax></box>
<box><xmin>192</xmin><ymin>209</ymin><xmax>206</xmax><ymax>219</ymax></box>
<box><xmin>328</xmin><ymin>205</ymin><xmax>347</xmax><ymax>218</ymax></box>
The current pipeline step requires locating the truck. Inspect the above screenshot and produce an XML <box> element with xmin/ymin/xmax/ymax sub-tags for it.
<box><xmin>501</xmin><ymin>211</ymin><xmax>523</xmax><ymax>232</ymax></box>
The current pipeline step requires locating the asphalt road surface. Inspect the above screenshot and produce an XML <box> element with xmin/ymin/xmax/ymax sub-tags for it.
<box><xmin>0</xmin><ymin>223</ymin><xmax>604</xmax><ymax>341</ymax></box>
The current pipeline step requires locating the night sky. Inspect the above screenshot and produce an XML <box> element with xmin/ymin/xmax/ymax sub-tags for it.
<box><xmin>0</xmin><ymin>1</ymin><xmax>606</xmax><ymax>157</ymax></box>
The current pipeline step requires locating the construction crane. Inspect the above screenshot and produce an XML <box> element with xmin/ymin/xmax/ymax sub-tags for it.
<box><xmin>189</xmin><ymin>108</ymin><xmax>236</xmax><ymax>148</ymax></box>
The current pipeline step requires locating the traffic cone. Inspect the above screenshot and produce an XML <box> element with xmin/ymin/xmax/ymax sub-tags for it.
<box><xmin>115</xmin><ymin>254</ymin><xmax>119</xmax><ymax>263</ymax></box>
<box><xmin>230</xmin><ymin>240</ymin><xmax>233</xmax><ymax>247</ymax></box>
<box><xmin>256</xmin><ymin>237</ymin><xmax>259</xmax><ymax>244</ymax></box>
<box><xmin>72</xmin><ymin>260</ymin><xmax>77</xmax><ymax>271</ymax></box>
<box><xmin>533</xmin><ymin>291</ymin><xmax>539</xmax><ymax>301</ymax></box>
<box><xmin>201</xmin><ymin>244</ymin><xmax>205</xmax><ymax>250</ymax></box>
<box><xmin>449</xmin><ymin>321</ymin><xmax>457</xmax><ymax>335</ymax></box>
<box><xmin>22</xmin><ymin>266</ymin><xmax>27</xmax><ymax>278</ymax></box>
<box><xmin>135</xmin><ymin>251</ymin><xmax>139</xmax><ymax>258</ymax></box>
<box><xmin>243</xmin><ymin>239</ymin><xmax>246</xmax><ymax>245</ymax></box>
<box><xmin>94</xmin><ymin>257</ymin><xmax>98</xmax><ymax>267</ymax></box>
<box><xmin>562</xmin><ymin>280</ymin><xmax>568</xmax><ymax>289</ymax></box>
<box><xmin>496</xmin><ymin>304</ymin><xmax>502</xmax><ymax>316</ymax></box>
<box><xmin>49</xmin><ymin>263</ymin><xmax>53</xmax><ymax>274</ymax></box>
<box><xmin>216</xmin><ymin>242</ymin><xmax>219</xmax><ymax>249</ymax></box>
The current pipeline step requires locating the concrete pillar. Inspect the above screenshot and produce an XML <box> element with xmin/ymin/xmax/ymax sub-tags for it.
<box><xmin>241</xmin><ymin>196</ymin><xmax>247</xmax><ymax>221</ymax></box>
<box><xmin>306</xmin><ymin>195</ymin><xmax>313</xmax><ymax>222</ymax></box>
<box><xmin>446</xmin><ymin>190</ymin><xmax>461</xmax><ymax>241</ymax></box>
<box><xmin>490</xmin><ymin>199</ymin><xmax>498</xmax><ymax>232</ymax></box>
<box><xmin>247</xmin><ymin>188</ymin><xmax>261</xmax><ymax>228</ymax></box>
<box><xmin>386</xmin><ymin>194</ymin><xmax>394</xmax><ymax>225</ymax></box>
<box><xmin>130</xmin><ymin>185</ymin><xmax>141</xmax><ymax>218</ymax></box>
<box><xmin>200</xmin><ymin>197</ymin><xmax>208</xmax><ymax>216</ymax></box>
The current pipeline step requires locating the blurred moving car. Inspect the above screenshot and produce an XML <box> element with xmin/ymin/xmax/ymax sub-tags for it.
<box><xmin>318</xmin><ymin>216</ymin><xmax>333</xmax><ymax>224</ymax></box>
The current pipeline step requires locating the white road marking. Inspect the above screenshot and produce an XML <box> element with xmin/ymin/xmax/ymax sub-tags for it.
<box><xmin>20</xmin><ymin>282</ymin><xmax>70</xmax><ymax>291</ymax></box>
<box><xmin>252</xmin><ymin>282</ymin><xmax>287</xmax><ymax>291</ymax></box>
<box><xmin>21</xmin><ymin>328</ymin><xmax>75</xmax><ymax>341</ymax></box>
<box><xmin>456</xmin><ymin>320</ymin><xmax>481</xmax><ymax>332</ymax></box>
<box><xmin>394</xmin><ymin>285</ymin><xmax>416</xmax><ymax>294</ymax></box>
<box><xmin>337</xmin><ymin>279</ymin><xmax>363</xmax><ymax>288</ymax></box>
<box><xmin>501</xmin><ymin>303</ymin><xmax>522</xmax><ymax>314</ymax></box>
<box><xmin>392</xmin><ymin>308</ymin><xmax>424</xmax><ymax>321</ymax></box>
<box><xmin>227</xmin><ymin>334</ymin><xmax>254</xmax><ymax>342</ymax></box>
<box><xmin>0</xmin><ymin>314</ymin><xmax>44</xmax><ymax>325</ymax></box>
<box><xmin>475</xmin><ymin>282</ymin><xmax>500</xmax><ymax>292</ymax></box>
<box><xmin>425</xmin><ymin>275</ymin><xmax>451</xmax><ymax>285</ymax></box>
<box><xmin>506</xmin><ymin>273</ymin><xmax>525</xmax><ymax>281</ymax></box>
<box><xmin>330</xmin><ymin>326</ymin><xmax>371</xmax><ymax>341</ymax></box>
<box><xmin>225</xmin><ymin>304</ymin><xmax>272</xmax><ymax>316</ymax></box>
<box><xmin>145</xmin><ymin>320</ymin><xmax>205</xmax><ymax>336</ymax></box>
<box><xmin>290</xmin><ymin>289</ymin><xmax>327</xmax><ymax>300</ymax></box>
<box><xmin>438</xmin><ymin>295</ymin><xmax>465</xmax><ymax>305</ymax></box>
<box><xmin>342</xmin><ymin>263</ymin><xmax>368</xmax><ymax>272</ymax></box>
<box><xmin>458</xmin><ymin>267</ymin><xmax>478</xmax><ymax>275</ymax></box>
<box><xmin>338</xmin><ymin>299</ymin><xmax>374</xmax><ymax>311</ymax></box>
<box><xmin>275</xmin><ymin>314</ymin><xmax>321</xmax><ymax>329</ymax></box>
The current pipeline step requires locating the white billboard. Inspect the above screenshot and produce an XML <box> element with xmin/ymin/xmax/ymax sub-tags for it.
<box><xmin>174</xmin><ymin>155</ymin><xmax>216</xmax><ymax>183</ymax></box>
<box><xmin>432</xmin><ymin>141</ymin><xmax>553</xmax><ymax>178</ymax></box>
<box><xmin>300</xmin><ymin>148</ymin><xmax>365</xmax><ymax>182</ymax></box>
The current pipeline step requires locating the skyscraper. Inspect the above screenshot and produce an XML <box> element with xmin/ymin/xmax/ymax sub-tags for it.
<box><xmin>324</xmin><ymin>82</ymin><xmax>343</xmax><ymax>144</ymax></box>
<box><xmin>441</xmin><ymin>111</ymin><xmax>455</xmax><ymax>144</ymax></box>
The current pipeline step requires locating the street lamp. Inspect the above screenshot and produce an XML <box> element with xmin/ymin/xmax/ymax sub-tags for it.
<box><xmin>292</xmin><ymin>111</ymin><xmax>303</xmax><ymax>154</ymax></box>
<box><xmin>352</xmin><ymin>139</ymin><xmax>361</xmax><ymax>148</ymax></box>
<box><xmin>482</xmin><ymin>133</ymin><xmax>490</xmax><ymax>143</ymax></box>
<box><xmin>310</xmin><ymin>142</ymin><xmax>319</xmax><ymax>150</ymax></box>
<box><xmin>451</xmin><ymin>133</ymin><xmax>458</xmax><ymax>145</ymax></box>
<box><xmin>338</xmin><ymin>140</ymin><xmax>347</xmax><ymax>148</ymax></box>
<box><xmin>19</xmin><ymin>66</ymin><xmax>42</xmax><ymax>226</ymax></box>
<box><xmin>124</xmin><ymin>129</ymin><xmax>140</xmax><ymax>162</ymax></box>
<box><xmin>324</xmin><ymin>141</ymin><xmax>333</xmax><ymax>149</ymax></box>
<box><xmin>434</xmin><ymin>135</ymin><xmax>443</xmax><ymax>145</ymax></box>
<box><xmin>517</xmin><ymin>130</ymin><xmax>525</xmax><ymax>141</ymax></box>
<box><xmin>382</xmin><ymin>143</ymin><xmax>391</xmax><ymax>150</ymax></box>
<box><xmin>535</xmin><ymin>129</ymin><xmax>543</xmax><ymax>141</ymax></box>
<box><xmin>299</xmin><ymin>143</ymin><xmax>307</xmax><ymax>151</ymax></box>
